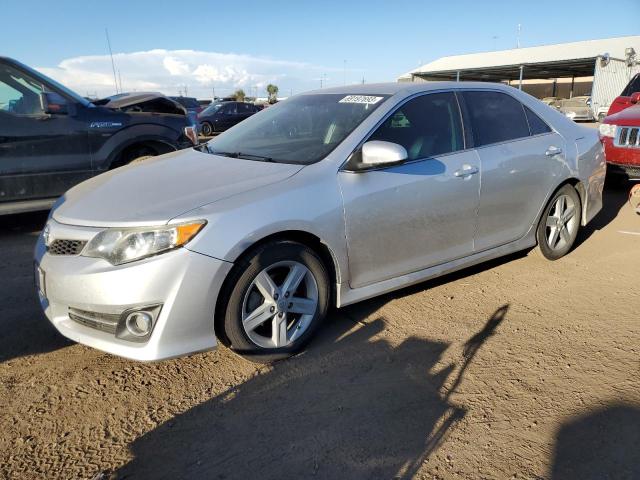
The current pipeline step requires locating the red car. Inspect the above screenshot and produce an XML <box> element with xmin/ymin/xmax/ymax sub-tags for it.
<box><xmin>607</xmin><ymin>73</ymin><xmax>640</xmax><ymax>117</ymax></box>
<box><xmin>599</xmin><ymin>104</ymin><xmax>640</xmax><ymax>181</ymax></box>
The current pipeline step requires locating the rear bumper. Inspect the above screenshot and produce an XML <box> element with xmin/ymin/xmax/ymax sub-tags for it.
<box><xmin>34</xmin><ymin>221</ymin><xmax>233</xmax><ymax>361</ymax></box>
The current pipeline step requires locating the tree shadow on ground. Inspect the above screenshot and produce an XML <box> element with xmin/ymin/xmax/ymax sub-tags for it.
<box><xmin>118</xmin><ymin>306</ymin><xmax>508</xmax><ymax>480</ymax></box>
<box><xmin>0</xmin><ymin>211</ymin><xmax>71</xmax><ymax>362</ymax></box>
<box><xmin>549</xmin><ymin>403</ymin><xmax>640</xmax><ymax>480</ymax></box>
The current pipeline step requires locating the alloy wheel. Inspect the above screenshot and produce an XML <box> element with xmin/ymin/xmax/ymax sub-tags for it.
<box><xmin>241</xmin><ymin>261</ymin><xmax>319</xmax><ymax>349</ymax></box>
<box><xmin>545</xmin><ymin>194</ymin><xmax>578</xmax><ymax>252</ymax></box>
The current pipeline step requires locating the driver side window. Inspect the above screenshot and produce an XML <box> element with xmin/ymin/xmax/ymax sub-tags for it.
<box><xmin>368</xmin><ymin>92</ymin><xmax>464</xmax><ymax>161</ymax></box>
<box><xmin>0</xmin><ymin>64</ymin><xmax>45</xmax><ymax>116</ymax></box>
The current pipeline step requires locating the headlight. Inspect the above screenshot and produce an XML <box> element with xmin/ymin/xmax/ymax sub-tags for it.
<box><xmin>82</xmin><ymin>221</ymin><xmax>206</xmax><ymax>265</ymax></box>
<box><xmin>598</xmin><ymin>123</ymin><xmax>617</xmax><ymax>138</ymax></box>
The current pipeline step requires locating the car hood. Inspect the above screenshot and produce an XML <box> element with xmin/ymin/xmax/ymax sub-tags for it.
<box><xmin>605</xmin><ymin>104</ymin><xmax>640</xmax><ymax>126</ymax></box>
<box><xmin>52</xmin><ymin>148</ymin><xmax>304</xmax><ymax>227</ymax></box>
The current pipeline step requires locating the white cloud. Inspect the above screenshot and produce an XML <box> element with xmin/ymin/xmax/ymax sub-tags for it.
<box><xmin>162</xmin><ymin>56</ymin><xmax>190</xmax><ymax>76</ymax></box>
<box><xmin>36</xmin><ymin>49</ymin><xmax>338</xmax><ymax>99</ymax></box>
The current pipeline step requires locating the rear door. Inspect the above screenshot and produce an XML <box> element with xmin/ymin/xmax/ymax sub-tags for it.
<box><xmin>460</xmin><ymin>90</ymin><xmax>566</xmax><ymax>251</ymax></box>
<box><xmin>339</xmin><ymin>91</ymin><xmax>480</xmax><ymax>288</ymax></box>
<box><xmin>237</xmin><ymin>102</ymin><xmax>253</xmax><ymax>121</ymax></box>
<box><xmin>0</xmin><ymin>61</ymin><xmax>92</xmax><ymax>203</ymax></box>
<box><xmin>219</xmin><ymin>102</ymin><xmax>239</xmax><ymax>130</ymax></box>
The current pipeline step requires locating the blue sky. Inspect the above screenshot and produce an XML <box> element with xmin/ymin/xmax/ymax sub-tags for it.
<box><xmin>2</xmin><ymin>0</ymin><xmax>638</xmax><ymax>98</ymax></box>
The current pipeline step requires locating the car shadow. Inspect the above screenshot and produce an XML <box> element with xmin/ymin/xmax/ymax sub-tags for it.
<box><xmin>0</xmin><ymin>211</ymin><xmax>72</xmax><ymax>362</ymax></box>
<box><xmin>549</xmin><ymin>403</ymin><xmax>640</xmax><ymax>479</ymax></box>
<box><xmin>117</xmin><ymin>305</ymin><xmax>509</xmax><ymax>480</ymax></box>
<box><xmin>573</xmin><ymin>183</ymin><xmax>629</xmax><ymax>250</ymax></box>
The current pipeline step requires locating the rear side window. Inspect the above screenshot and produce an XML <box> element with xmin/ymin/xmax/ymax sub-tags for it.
<box><xmin>368</xmin><ymin>92</ymin><xmax>463</xmax><ymax>161</ymax></box>
<box><xmin>524</xmin><ymin>106</ymin><xmax>551</xmax><ymax>135</ymax></box>
<box><xmin>462</xmin><ymin>91</ymin><xmax>530</xmax><ymax>147</ymax></box>
<box><xmin>223</xmin><ymin>103</ymin><xmax>237</xmax><ymax>114</ymax></box>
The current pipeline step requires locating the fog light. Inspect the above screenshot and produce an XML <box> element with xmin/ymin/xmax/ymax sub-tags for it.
<box><xmin>116</xmin><ymin>304</ymin><xmax>162</xmax><ymax>342</ymax></box>
<box><xmin>125</xmin><ymin>311</ymin><xmax>153</xmax><ymax>337</ymax></box>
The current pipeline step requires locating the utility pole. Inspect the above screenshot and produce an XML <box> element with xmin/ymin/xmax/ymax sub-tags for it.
<box><xmin>516</xmin><ymin>24</ymin><xmax>521</xmax><ymax>48</ymax></box>
<box><xmin>105</xmin><ymin>28</ymin><xmax>118</xmax><ymax>94</ymax></box>
<box><xmin>118</xmin><ymin>69</ymin><xmax>123</xmax><ymax>93</ymax></box>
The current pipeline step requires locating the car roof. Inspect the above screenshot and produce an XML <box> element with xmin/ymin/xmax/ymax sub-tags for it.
<box><xmin>301</xmin><ymin>81</ymin><xmax>519</xmax><ymax>97</ymax></box>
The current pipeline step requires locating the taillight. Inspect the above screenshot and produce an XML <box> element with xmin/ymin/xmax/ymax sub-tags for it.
<box><xmin>184</xmin><ymin>125</ymin><xmax>199</xmax><ymax>145</ymax></box>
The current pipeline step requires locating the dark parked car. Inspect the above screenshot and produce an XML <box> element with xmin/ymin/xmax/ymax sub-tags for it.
<box><xmin>198</xmin><ymin>101</ymin><xmax>260</xmax><ymax>136</ymax></box>
<box><xmin>169</xmin><ymin>96</ymin><xmax>201</xmax><ymax>125</ymax></box>
<box><xmin>0</xmin><ymin>57</ymin><xmax>198</xmax><ymax>215</ymax></box>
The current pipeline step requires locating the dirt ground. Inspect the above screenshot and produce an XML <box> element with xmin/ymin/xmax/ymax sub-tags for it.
<box><xmin>0</xmin><ymin>185</ymin><xmax>639</xmax><ymax>480</ymax></box>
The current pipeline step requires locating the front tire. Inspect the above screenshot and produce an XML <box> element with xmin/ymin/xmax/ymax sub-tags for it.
<box><xmin>222</xmin><ymin>241</ymin><xmax>330</xmax><ymax>361</ymax></box>
<box><xmin>536</xmin><ymin>184</ymin><xmax>581</xmax><ymax>260</ymax></box>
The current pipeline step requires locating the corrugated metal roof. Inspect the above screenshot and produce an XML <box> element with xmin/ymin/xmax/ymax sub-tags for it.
<box><xmin>402</xmin><ymin>36</ymin><xmax>640</xmax><ymax>78</ymax></box>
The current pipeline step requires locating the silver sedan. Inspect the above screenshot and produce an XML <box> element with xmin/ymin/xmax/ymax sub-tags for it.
<box><xmin>34</xmin><ymin>82</ymin><xmax>605</xmax><ymax>361</ymax></box>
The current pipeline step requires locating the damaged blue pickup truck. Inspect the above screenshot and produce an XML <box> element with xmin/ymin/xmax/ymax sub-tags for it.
<box><xmin>0</xmin><ymin>57</ymin><xmax>198</xmax><ymax>215</ymax></box>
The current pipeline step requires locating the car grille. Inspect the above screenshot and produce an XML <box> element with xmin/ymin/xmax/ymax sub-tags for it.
<box><xmin>68</xmin><ymin>308</ymin><xmax>120</xmax><ymax>334</ymax></box>
<box><xmin>615</xmin><ymin>127</ymin><xmax>640</xmax><ymax>148</ymax></box>
<box><xmin>48</xmin><ymin>239</ymin><xmax>87</xmax><ymax>256</ymax></box>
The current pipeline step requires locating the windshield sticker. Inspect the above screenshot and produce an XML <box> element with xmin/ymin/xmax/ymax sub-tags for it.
<box><xmin>339</xmin><ymin>95</ymin><xmax>383</xmax><ymax>105</ymax></box>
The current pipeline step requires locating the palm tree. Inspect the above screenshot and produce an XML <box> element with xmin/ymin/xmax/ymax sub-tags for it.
<box><xmin>234</xmin><ymin>89</ymin><xmax>246</xmax><ymax>102</ymax></box>
<box><xmin>266</xmin><ymin>84</ymin><xmax>279</xmax><ymax>104</ymax></box>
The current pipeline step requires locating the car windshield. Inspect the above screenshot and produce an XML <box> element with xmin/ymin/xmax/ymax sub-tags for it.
<box><xmin>202</xmin><ymin>103</ymin><xmax>224</xmax><ymax>115</ymax></box>
<box><xmin>205</xmin><ymin>93</ymin><xmax>389</xmax><ymax>164</ymax></box>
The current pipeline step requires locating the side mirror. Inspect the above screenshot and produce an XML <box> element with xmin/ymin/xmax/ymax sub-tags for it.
<box><xmin>360</xmin><ymin>140</ymin><xmax>408</xmax><ymax>168</ymax></box>
<box><xmin>40</xmin><ymin>92</ymin><xmax>69</xmax><ymax>115</ymax></box>
<box><xmin>630</xmin><ymin>92</ymin><xmax>640</xmax><ymax>104</ymax></box>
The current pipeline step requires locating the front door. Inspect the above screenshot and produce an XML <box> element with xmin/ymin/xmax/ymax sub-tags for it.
<box><xmin>0</xmin><ymin>61</ymin><xmax>92</xmax><ymax>203</ymax></box>
<box><xmin>338</xmin><ymin>92</ymin><xmax>480</xmax><ymax>288</ymax></box>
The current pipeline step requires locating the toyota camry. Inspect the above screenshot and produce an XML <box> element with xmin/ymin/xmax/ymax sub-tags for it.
<box><xmin>34</xmin><ymin>82</ymin><xmax>605</xmax><ymax>361</ymax></box>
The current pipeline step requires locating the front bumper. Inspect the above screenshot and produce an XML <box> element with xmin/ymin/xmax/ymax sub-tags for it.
<box><xmin>34</xmin><ymin>221</ymin><xmax>232</xmax><ymax>361</ymax></box>
<box><xmin>603</xmin><ymin>137</ymin><xmax>640</xmax><ymax>179</ymax></box>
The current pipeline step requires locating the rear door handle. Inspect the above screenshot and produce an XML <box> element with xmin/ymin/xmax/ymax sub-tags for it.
<box><xmin>454</xmin><ymin>164</ymin><xmax>479</xmax><ymax>177</ymax></box>
<box><xmin>545</xmin><ymin>146</ymin><xmax>562</xmax><ymax>156</ymax></box>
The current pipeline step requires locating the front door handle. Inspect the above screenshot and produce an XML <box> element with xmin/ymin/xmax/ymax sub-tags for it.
<box><xmin>545</xmin><ymin>146</ymin><xmax>563</xmax><ymax>156</ymax></box>
<box><xmin>454</xmin><ymin>164</ymin><xmax>479</xmax><ymax>177</ymax></box>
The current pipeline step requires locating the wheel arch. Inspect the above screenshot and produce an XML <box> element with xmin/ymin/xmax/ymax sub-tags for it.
<box><xmin>213</xmin><ymin>230</ymin><xmax>341</xmax><ymax>347</ymax></box>
<box><xmin>108</xmin><ymin>138</ymin><xmax>178</xmax><ymax>169</ymax></box>
<box><xmin>534</xmin><ymin>177</ymin><xmax>585</xmax><ymax>237</ymax></box>
<box><xmin>565</xmin><ymin>177</ymin><xmax>587</xmax><ymax>225</ymax></box>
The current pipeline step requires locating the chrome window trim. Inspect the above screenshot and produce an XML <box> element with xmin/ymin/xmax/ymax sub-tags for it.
<box><xmin>340</xmin><ymin>87</ymin><xmax>559</xmax><ymax>173</ymax></box>
<box><xmin>340</xmin><ymin>89</ymin><xmax>470</xmax><ymax>172</ymax></box>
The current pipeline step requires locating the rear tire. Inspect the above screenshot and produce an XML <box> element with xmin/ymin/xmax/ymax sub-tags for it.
<box><xmin>201</xmin><ymin>122</ymin><xmax>213</xmax><ymax>136</ymax></box>
<box><xmin>536</xmin><ymin>184</ymin><xmax>581</xmax><ymax>260</ymax></box>
<box><xmin>222</xmin><ymin>241</ymin><xmax>330</xmax><ymax>362</ymax></box>
<box><xmin>129</xmin><ymin>155</ymin><xmax>153</xmax><ymax>164</ymax></box>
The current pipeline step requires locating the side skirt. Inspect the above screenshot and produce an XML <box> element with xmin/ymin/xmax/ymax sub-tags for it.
<box><xmin>336</xmin><ymin>232</ymin><xmax>536</xmax><ymax>308</ymax></box>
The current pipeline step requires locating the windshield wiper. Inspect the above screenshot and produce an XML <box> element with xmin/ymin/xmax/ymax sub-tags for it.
<box><xmin>207</xmin><ymin>149</ymin><xmax>275</xmax><ymax>162</ymax></box>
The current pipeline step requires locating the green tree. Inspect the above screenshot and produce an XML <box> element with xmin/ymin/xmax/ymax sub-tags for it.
<box><xmin>266</xmin><ymin>84</ymin><xmax>279</xmax><ymax>104</ymax></box>
<box><xmin>234</xmin><ymin>89</ymin><xmax>246</xmax><ymax>102</ymax></box>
